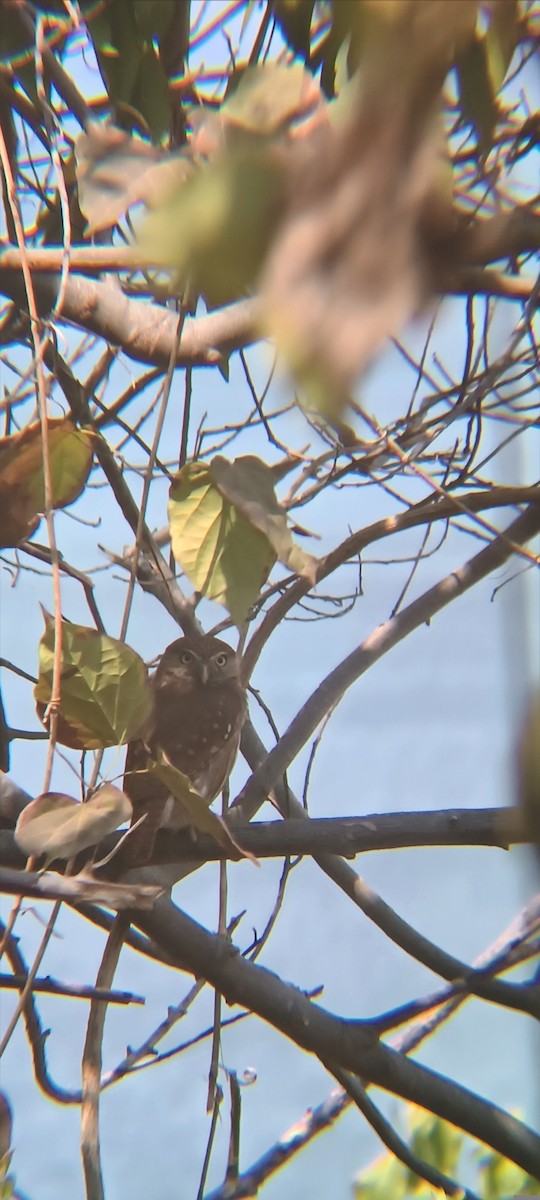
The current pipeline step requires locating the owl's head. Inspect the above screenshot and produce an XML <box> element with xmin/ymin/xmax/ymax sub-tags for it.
<box><xmin>155</xmin><ymin>634</ymin><xmax>240</xmax><ymax>688</ymax></box>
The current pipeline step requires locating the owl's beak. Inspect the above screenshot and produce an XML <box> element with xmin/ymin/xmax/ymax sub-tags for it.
<box><xmin>197</xmin><ymin>661</ymin><xmax>209</xmax><ymax>685</ymax></box>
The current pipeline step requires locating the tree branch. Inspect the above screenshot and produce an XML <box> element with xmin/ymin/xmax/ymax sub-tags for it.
<box><xmin>0</xmin><ymin>267</ymin><xmax>260</xmax><ymax>368</ymax></box>
<box><xmin>236</xmin><ymin>504</ymin><xmax>540</xmax><ymax>813</ymax></box>
<box><xmin>134</xmin><ymin>897</ymin><xmax>540</xmax><ymax>1177</ymax></box>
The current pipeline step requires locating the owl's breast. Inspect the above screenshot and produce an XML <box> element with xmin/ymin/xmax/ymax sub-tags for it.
<box><xmin>153</xmin><ymin>680</ymin><xmax>245</xmax><ymax>804</ymax></box>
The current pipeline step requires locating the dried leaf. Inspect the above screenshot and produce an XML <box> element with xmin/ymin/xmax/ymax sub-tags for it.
<box><xmin>168</xmin><ymin>463</ymin><xmax>275</xmax><ymax>623</ymax></box>
<box><xmin>211</xmin><ymin>455</ymin><xmax>317</xmax><ymax>583</ymax></box>
<box><xmin>221</xmin><ymin>62</ymin><xmax>321</xmax><ymax>137</ymax></box>
<box><xmin>75</xmin><ymin>122</ymin><xmax>191</xmax><ymax>235</ymax></box>
<box><xmin>35</xmin><ymin>615</ymin><xmax>153</xmax><ymax>749</ymax></box>
<box><xmin>0</xmin><ymin>418</ymin><xmax>93</xmax><ymax>548</ymax></box>
<box><xmin>151</xmin><ymin>760</ymin><xmax>258</xmax><ymax>865</ymax></box>
<box><xmin>14</xmin><ymin>786</ymin><xmax>132</xmax><ymax>866</ymax></box>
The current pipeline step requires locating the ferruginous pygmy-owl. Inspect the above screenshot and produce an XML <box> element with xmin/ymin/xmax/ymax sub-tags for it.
<box><xmin>122</xmin><ymin>634</ymin><xmax>246</xmax><ymax>867</ymax></box>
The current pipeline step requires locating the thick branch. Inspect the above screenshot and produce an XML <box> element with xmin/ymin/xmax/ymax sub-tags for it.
<box><xmin>0</xmin><ymin>267</ymin><xmax>260</xmax><ymax>367</ymax></box>
<box><xmin>0</xmin><ymin>256</ymin><xmax>537</xmax><ymax>372</ymax></box>
<box><xmin>0</xmin><ymin>808</ymin><xmax>528</xmax><ymax>869</ymax></box>
<box><xmin>127</xmin><ymin>807</ymin><xmax>531</xmax><ymax>862</ymax></box>
<box><xmin>134</xmin><ymin>898</ymin><xmax>540</xmax><ymax>1177</ymax></box>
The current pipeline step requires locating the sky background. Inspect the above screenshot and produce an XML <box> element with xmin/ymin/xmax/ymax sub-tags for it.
<box><xmin>0</xmin><ymin>5</ymin><xmax>539</xmax><ymax>1198</ymax></box>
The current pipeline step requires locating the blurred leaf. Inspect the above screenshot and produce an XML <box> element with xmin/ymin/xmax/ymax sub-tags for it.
<box><xmin>211</xmin><ymin>455</ymin><xmax>317</xmax><ymax>583</ymax></box>
<box><xmin>272</xmin><ymin>1</ymin><xmax>315</xmax><ymax>61</ymax></box>
<box><xmin>0</xmin><ymin>1095</ymin><xmax>11</xmax><ymax>1165</ymax></box>
<box><xmin>517</xmin><ymin>693</ymin><xmax>540</xmax><ymax>851</ymax></box>
<box><xmin>409</xmin><ymin>1108</ymin><xmax>462</xmax><ymax>1178</ymax></box>
<box><xmin>222</xmin><ymin>62</ymin><xmax>320</xmax><ymax>136</ymax></box>
<box><xmin>150</xmin><ymin>760</ymin><xmax>258</xmax><ymax>864</ymax></box>
<box><xmin>75</xmin><ymin>122</ymin><xmax>190</xmax><ymax>235</ymax></box>
<box><xmin>0</xmin><ymin>1173</ymin><xmax>14</xmax><ymax>1199</ymax></box>
<box><xmin>353</xmin><ymin>1104</ymin><xmax>540</xmax><ymax>1200</ymax></box>
<box><xmin>261</xmin><ymin>0</ymin><xmax>474</xmax><ymax>409</ymax></box>
<box><xmin>168</xmin><ymin>463</ymin><xmax>276</xmax><ymax>624</ymax></box>
<box><xmin>354</xmin><ymin>1150</ymin><xmax>410</xmax><ymax>1200</ymax></box>
<box><xmin>141</xmin><ymin>149</ymin><xmax>285</xmax><ymax>306</ymax></box>
<box><xmin>35</xmin><ymin>615</ymin><xmax>153</xmax><ymax>749</ymax></box>
<box><xmin>457</xmin><ymin>37</ymin><xmax>498</xmax><ymax>159</ymax></box>
<box><xmin>476</xmin><ymin>1143</ymin><xmax>540</xmax><ymax>1199</ymax></box>
<box><xmin>484</xmin><ymin>0</ymin><xmax>519</xmax><ymax>94</ymax></box>
<box><xmin>0</xmin><ymin>418</ymin><xmax>93</xmax><ymax>548</ymax></box>
<box><xmin>14</xmin><ymin>786</ymin><xmax>132</xmax><ymax>866</ymax></box>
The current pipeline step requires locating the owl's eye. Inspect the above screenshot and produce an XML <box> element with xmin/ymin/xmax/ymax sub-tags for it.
<box><xmin>179</xmin><ymin>650</ymin><xmax>194</xmax><ymax>665</ymax></box>
<box><xmin>214</xmin><ymin>652</ymin><xmax>228</xmax><ymax>668</ymax></box>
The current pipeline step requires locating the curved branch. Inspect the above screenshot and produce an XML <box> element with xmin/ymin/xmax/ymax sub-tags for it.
<box><xmin>237</xmin><ymin>504</ymin><xmax>540</xmax><ymax>810</ymax></box>
<box><xmin>243</xmin><ymin>486</ymin><xmax>540</xmax><ymax>678</ymax></box>
<box><xmin>0</xmin><ymin>917</ymin><xmax>79</xmax><ymax>1106</ymax></box>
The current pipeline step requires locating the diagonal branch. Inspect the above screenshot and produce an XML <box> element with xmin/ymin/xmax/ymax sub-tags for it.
<box><xmin>236</xmin><ymin>504</ymin><xmax>540</xmax><ymax>814</ymax></box>
<box><xmin>134</xmin><ymin>897</ymin><xmax>540</xmax><ymax>1178</ymax></box>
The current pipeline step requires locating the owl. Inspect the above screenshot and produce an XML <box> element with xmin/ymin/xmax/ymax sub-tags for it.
<box><xmin>122</xmin><ymin>634</ymin><xmax>246</xmax><ymax>867</ymax></box>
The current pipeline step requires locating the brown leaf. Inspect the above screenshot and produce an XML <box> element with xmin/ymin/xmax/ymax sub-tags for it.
<box><xmin>75</xmin><ymin>121</ymin><xmax>191</xmax><ymax>235</ymax></box>
<box><xmin>0</xmin><ymin>418</ymin><xmax>93</xmax><ymax>548</ymax></box>
<box><xmin>211</xmin><ymin>455</ymin><xmax>317</xmax><ymax>583</ymax></box>
<box><xmin>14</xmin><ymin>786</ymin><xmax>132</xmax><ymax>866</ymax></box>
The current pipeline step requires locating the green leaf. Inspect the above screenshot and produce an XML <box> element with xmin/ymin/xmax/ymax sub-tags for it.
<box><xmin>132</xmin><ymin>0</ymin><xmax>175</xmax><ymax>40</ymax></box>
<box><xmin>169</xmin><ymin>463</ymin><xmax>275</xmax><ymax>624</ymax></box>
<box><xmin>140</xmin><ymin>149</ymin><xmax>284</xmax><ymax>306</ymax></box>
<box><xmin>35</xmin><ymin>615</ymin><xmax>153</xmax><ymax>749</ymax></box>
<box><xmin>353</xmin><ymin>1150</ymin><xmax>409</xmax><ymax>1200</ymax></box>
<box><xmin>14</xmin><ymin>786</ymin><xmax>132</xmax><ymax>866</ymax></box>
<box><xmin>484</xmin><ymin>0</ymin><xmax>519</xmax><ymax>95</ymax></box>
<box><xmin>0</xmin><ymin>17</ymin><xmax>39</xmax><ymax>105</ymax></box>
<box><xmin>84</xmin><ymin>0</ymin><xmax>172</xmax><ymax>138</ymax></box>
<box><xmin>409</xmin><ymin>1110</ymin><xmax>462</xmax><ymax>1179</ymax></box>
<box><xmin>0</xmin><ymin>418</ymin><xmax>93</xmax><ymax>548</ymax></box>
<box><xmin>457</xmin><ymin>36</ymin><xmax>499</xmax><ymax>159</ymax></box>
<box><xmin>0</xmin><ymin>1095</ymin><xmax>12</xmax><ymax>1165</ymax></box>
<box><xmin>130</xmin><ymin>41</ymin><xmax>171</xmax><ymax>143</ymax></box>
<box><xmin>150</xmin><ymin>760</ymin><xmax>258</xmax><ymax>865</ymax></box>
<box><xmin>211</xmin><ymin>455</ymin><xmax>317</xmax><ymax>584</ymax></box>
<box><xmin>478</xmin><ymin>1147</ymin><xmax>539</xmax><ymax>1200</ymax></box>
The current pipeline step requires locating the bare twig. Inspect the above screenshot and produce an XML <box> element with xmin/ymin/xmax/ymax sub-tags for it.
<box><xmin>81</xmin><ymin>916</ymin><xmax>128</xmax><ymax>1200</ymax></box>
